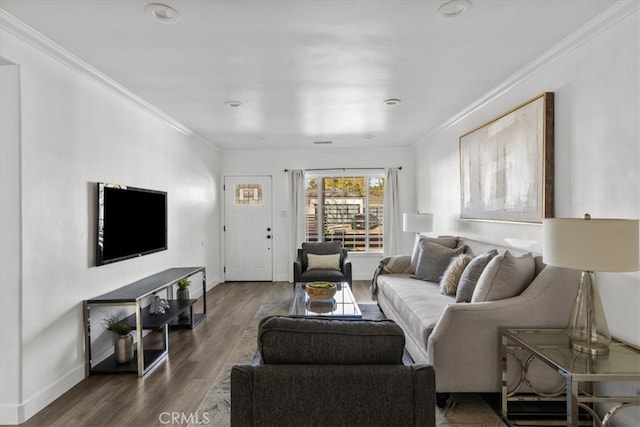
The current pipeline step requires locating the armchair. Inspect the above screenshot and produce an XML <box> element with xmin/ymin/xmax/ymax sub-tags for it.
<box><xmin>231</xmin><ymin>316</ymin><xmax>436</xmax><ymax>427</ymax></box>
<box><xmin>293</xmin><ymin>241</ymin><xmax>352</xmax><ymax>289</ymax></box>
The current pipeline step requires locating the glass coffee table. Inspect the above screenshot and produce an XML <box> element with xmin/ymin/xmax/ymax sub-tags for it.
<box><xmin>290</xmin><ymin>282</ymin><xmax>362</xmax><ymax>319</ymax></box>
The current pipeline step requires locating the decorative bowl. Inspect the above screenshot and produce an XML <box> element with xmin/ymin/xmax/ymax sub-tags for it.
<box><xmin>305</xmin><ymin>282</ymin><xmax>337</xmax><ymax>300</ymax></box>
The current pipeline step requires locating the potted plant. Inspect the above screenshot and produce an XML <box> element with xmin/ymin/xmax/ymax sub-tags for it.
<box><xmin>102</xmin><ymin>313</ymin><xmax>134</xmax><ymax>364</ymax></box>
<box><xmin>177</xmin><ymin>278</ymin><xmax>191</xmax><ymax>319</ymax></box>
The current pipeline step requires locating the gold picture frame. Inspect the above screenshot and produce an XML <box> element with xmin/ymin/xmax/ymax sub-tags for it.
<box><xmin>459</xmin><ymin>92</ymin><xmax>554</xmax><ymax>223</ymax></box>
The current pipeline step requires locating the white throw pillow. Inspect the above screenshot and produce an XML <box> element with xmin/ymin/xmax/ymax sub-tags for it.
<box><xmin>471</xmin><ymin>251</ymin><xmax>535</xmax><ymax>302</ymax></box>
<box><xmin>439</xmin><ymin>253</ymin><xmax>473</xmax><ymax>295</ymax></box>
<box><xmin>306</xmin><ymin>253</ymin><xmax>341</xmax><ymax>271</ymax></box>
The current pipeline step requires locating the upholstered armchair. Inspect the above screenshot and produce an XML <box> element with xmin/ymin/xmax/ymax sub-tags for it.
<box><xmin>231</xmin><ymin>316</ymin><xmax>436</xmax><ymax>427</ymax></box>
<box><xmin>293</xmin><ymin>241</ymin><xmax>352</xmax><ymax>289</ymax></box>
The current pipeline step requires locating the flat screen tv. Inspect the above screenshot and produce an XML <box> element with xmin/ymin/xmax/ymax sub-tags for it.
<box><xmin>97</xmin><ymin>182</ymin><xmax>167</xmax><ymax>266</ymax></box>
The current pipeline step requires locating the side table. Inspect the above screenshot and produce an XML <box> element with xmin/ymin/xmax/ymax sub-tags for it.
<box><xmin>501</xmin><ymin>328</ymin><xmax>640</xmax><ymax>426</ymax></box>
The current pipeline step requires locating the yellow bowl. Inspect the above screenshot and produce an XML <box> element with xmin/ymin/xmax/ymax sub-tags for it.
<box><xmin>305</xmin><ymin>282</ymin><xmax>337</xmax><ymax>300</ymax></box>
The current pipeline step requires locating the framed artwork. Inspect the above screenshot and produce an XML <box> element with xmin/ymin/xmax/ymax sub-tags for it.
<box><xmin>459</xmin><ymin>92</ymin><xmax>554</xmax><ymax>223</ymax></box>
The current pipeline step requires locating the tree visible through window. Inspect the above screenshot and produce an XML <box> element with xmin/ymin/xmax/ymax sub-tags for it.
<box><xmin>305</xmin><ymin>175</ymin><xmax>384</xmax><ymax>252</ymax></box>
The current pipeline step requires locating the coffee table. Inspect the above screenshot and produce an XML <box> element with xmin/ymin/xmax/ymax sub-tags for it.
<box><xmin>290</xmin><ymin>282</ymin><xmax>362</xmax><ymax>319</ymax></box>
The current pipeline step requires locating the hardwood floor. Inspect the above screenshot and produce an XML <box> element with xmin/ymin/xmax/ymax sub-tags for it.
<box><xmin>21</xmin><ymin>280</ymin><xmax>374</xmax><ymax>427</ymax></box>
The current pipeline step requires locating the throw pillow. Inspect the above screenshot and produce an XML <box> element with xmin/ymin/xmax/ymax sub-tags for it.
<box><xmin>439</xmin><ymin>253</ymin><xmax>473</xmax><ymax>295</ymax></box>
<box><xmin>410</xmin><ymin>235</ymin><xmax>459</xmax><ymax>273</ymax></box>
<box><xmin>306</xmin><ymin>253</ymin><xmax>341</xmax><ymax>271</ymax></box>
<box><xmin>413</xmin><ymin>240</ymin><xmax>467</xmax><ymax>282</ymax></box>
<box><xmin>301</xmin><ymin>241</ymin><xmax>342</xmax><ymax>270</ymax></box>
<box><xmin>455</xmin><ymin>249</ymin><xmax>499</xmax><ymax>303</ymax></box>
<box><xmin>471</xmin><ymin>251</ymin><xmax>535</xmax><ymax>302</ymax></box>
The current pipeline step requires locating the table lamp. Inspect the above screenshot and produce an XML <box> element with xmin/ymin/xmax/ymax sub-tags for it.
<box><xmin>403</xmin><ymin>213</ymin><xmax>433</xmax><ymax>235</ymax></box>
<box><xmin>543</xmin><ymin>214</ymin><xmax>639</xmax><ymax>355</ymax></box>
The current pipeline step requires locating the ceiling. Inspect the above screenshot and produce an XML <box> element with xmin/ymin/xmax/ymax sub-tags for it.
<box><xmin>0</xmin><ymin>0</ymin><xmax>617</xmax><ymax>150</ymax></box>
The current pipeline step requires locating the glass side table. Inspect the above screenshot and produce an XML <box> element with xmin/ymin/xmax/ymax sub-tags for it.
<box><xmin>501</xmin><ymin>328</ymin><xmax>640</xmax><ymax>426</ymax></box>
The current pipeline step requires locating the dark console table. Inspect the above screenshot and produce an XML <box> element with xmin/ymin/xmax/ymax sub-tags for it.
<box><xmin>83</xmin><ymin>267</ymin><xmax>206</xmax><ymax>377</ymax></box>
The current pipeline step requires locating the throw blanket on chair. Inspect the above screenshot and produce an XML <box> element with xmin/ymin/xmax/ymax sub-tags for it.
<box><xmin>370</xmin><ymin>255</ymin><xmax>412</xmax><ymax>299</ymax></box>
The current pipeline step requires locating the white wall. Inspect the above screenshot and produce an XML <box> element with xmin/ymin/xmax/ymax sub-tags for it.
<box><xmin>414</xmin><ymin>6</ymin><xmax>639</xmax><ymax>425</ymax></box>
<box><xmin>221</xmin><ymin>147</ymin><xmax>417</xmax><ymax>281</ymax></box>
<box><xmin>0</xmin><ymin>29</ymin><xmax>222</xmax><ymax>424</ymax></box>
<box><xmin>0</xmin><ymin>60</ymin><xmax>23</xmax><ymax>424</ymax></box>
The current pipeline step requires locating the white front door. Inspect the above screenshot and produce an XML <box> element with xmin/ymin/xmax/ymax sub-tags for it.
<box><xmin>224</xmin><ymin>176</ymin><xmax>273</xmax><ymax>281</ymax></box>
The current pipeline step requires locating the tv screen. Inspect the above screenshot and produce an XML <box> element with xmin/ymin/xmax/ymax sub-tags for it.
<box><xmin>97</xmin><ymin>182</ymin><xmax>167</xmax><ymax>266</ymax></box>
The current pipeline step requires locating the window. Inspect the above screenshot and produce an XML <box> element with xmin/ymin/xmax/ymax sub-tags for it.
<box><xmin>305</xmin><ymin>175</ymin><xmax>384</xmax><ymax>252</ymax></box>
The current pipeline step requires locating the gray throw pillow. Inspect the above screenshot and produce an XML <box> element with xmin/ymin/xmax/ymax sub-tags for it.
<box><xmin>410</xmin><ymin>235</ymin><xmax>459</xmax><ymax>273</ymax></box>
<box><xmin>413</xmin><ymin>240</ymin><xmax>467</xmax><ymax>282</ymax></box>
<box><xmin>455</xmin><ymin>249</ymin><xmax>498</xmax><ymax>303</ymax></box>
<box><xmin>471</xmin><ymin>251</ymin><xmax>535</xmax><ymax>302</ymax></box>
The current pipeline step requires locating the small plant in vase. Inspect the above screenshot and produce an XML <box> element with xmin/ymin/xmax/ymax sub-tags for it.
<box><xmin>102</xmin><ymin>313</ymin><xmax>134</xmax><ymax>364</ymax></box>
<box><xmin>177</xmin><ymin>278</ymin><xmax>191</xmax><ymax>319</ymax></box>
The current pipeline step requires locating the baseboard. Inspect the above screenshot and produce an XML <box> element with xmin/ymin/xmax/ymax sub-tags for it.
<box><xmin>1</xmin><ymin>363</ymin><xmax>85</xmax><ymax>425</ymax></box>
<box><xmin>0</xmin><ymin>402</ymin><xmax>24</xmax><ymax>425</ymax></box>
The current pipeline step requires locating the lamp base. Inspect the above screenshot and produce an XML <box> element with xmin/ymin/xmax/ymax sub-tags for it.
<box><xmin>567</xmin><ymin>271</ymin><xmax>611</xmax><ymax>356</ymax></box>
<box><xmin>569</xmin><ymin>338</ymin><xmax>609</xmax><ymax>356</ymax></box>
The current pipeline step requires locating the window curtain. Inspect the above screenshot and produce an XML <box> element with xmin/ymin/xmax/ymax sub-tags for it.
<box><xmin>289</xmin><ymin>169</ymin><xmax>306</xmax><ymax>275</ymax></box>
<box><xmin>383</xmin><ymin>167</ymin><xmax>401</xmax><ymax>256</ymax></box>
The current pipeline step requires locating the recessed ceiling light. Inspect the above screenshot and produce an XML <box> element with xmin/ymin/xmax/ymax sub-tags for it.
<box><xmin>224</xmin><ymin>100</ymin><xmax>242</xmax><ymax>107</ymax></box>
<box><xmin>145</xmin><ymin>3</ymin><xmax>181</xmax><ymax>23</ymax></box>
<box><xmin>436</xmin><ymin>0</ymin><xmax>473</xmax><ymax>20</ymax></box>
<box><xmin>383</xmin><ymin>98</ymin><xmax>402</xmax><ymax>106</ymax></box>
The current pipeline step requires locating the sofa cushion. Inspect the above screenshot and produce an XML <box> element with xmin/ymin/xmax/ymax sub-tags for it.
<box><xmin>413</xmin><ymin>241</ymin><xmax>467</xmax><ymax>282</ymax></box>
<box><xmin>410</xmin><ymin>235</ymin><xmax>459</xmax><ymax>273</ymax></box>
<box><xmin>258</xmin><ymin>316</ymin><xmax>405</xmax><ymax>365</ymax></box>
<box><xmin>376</xmin><ymin>274</ymin><xmax>452</xmax><ymax>352</ymax></box>
<box><xmin>455</xmin><ymin>249</ymin><xmax>499</xmax><ymax>303</ymax></box>
<box><xmin>471</xmin><ymin>251</ymin><xmax>535</xmax><ymax>302</ymax></box>
<box><xmin>307</xmin><ymin>253</ymin><xmax>341</xmax><ymax>271</ymax></box>
<box><xmin>439</xmin><ymin>253</ymin><xmax>473</xmax><ymax>295</ymax></box>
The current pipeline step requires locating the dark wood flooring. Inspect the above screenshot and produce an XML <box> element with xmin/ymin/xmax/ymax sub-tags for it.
<box><xmin>20</xmin><ymin>280</ymin><xmax>374</xmax><ymax>427</ymax></box>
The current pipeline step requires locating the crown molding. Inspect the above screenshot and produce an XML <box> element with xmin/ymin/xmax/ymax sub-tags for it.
<box><xmin>424</xmin><ymin>0</ymin><xmax>640</xmax><ymax>139</ymax></box>
<box><xmin>0</xmin><ymin>10</ymin><xmax>218</xmax><ymax>150</ymax></box>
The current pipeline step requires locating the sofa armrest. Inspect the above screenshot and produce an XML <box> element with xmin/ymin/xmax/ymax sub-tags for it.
<box><xmin>293</xmin><ymin>249</ymin><xmax>303</xmax><ymax>284</ymax></box>
<box><xmin>370</xmin><ymin>255</ymin><xmax>412</xmax><ymax>299</ymax></box>
<box><xmin>342</xmin><ymin>258</ymin><xmax>352</xmax><ymax>284</ymax></box>
<box><xmin>230</xmin><ymin>365</ymin><xmax>254</xmax><ymax>427</ymax></box>
<box><xmin>427</xmin><ymin>265</ymin><xmax>580</xmax><ymax>392</ymax></box>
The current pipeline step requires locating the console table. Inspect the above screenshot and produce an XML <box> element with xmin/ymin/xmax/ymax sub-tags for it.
<box><xmin>501</xmin><ymin>328</ymin><xmax>640</xmax><ymax>426</ymax></box>
<box><xmin>83</xmin><ymin>267</ymin><xmax>206</xmax><ymax>377</ymax></box>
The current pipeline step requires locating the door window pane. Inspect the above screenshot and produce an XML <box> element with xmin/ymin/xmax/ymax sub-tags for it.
<box><xmin>235</xmin><ymin>184</ymin><xmax>263</xmax><ymax>205</ymax></box>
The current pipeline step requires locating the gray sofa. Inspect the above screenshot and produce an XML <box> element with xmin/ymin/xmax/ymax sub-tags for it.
<box><xmin>372</xmin><ymin>236</ymin><xmax>581</xmax><ymax>396</ymax></box>
<box><xmin>231</xmin><ymin>315</ymin><xmax>436</xmax><ymax>427</ymax></box>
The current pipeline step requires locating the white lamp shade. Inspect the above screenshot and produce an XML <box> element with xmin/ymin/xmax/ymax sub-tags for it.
<box><xmin>543</xmin><ymin>217</ymin><xmax>640</xmax><ymax>272</ymax></box>
<box><xmin>403</xmin><ymin>213</ymin><xmax>433</xmax><ymax>233</ymax></box>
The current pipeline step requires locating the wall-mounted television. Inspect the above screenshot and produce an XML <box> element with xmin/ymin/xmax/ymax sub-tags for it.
<box><xmin>97</xmin><ymin>182</ymin><xmax>167</xmax><ymax>266</ymax></box>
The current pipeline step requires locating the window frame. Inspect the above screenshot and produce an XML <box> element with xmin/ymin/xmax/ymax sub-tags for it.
<box><xmin>304</xmin><ymin>170</ymin><xmax>384</xmax><ymax>253</ymax></box>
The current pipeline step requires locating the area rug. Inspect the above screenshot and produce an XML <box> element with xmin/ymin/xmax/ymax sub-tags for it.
<box><xmin>189</xmin><ymin>303</ymin><xmax>506</xmax><ymax>427</ymax></box>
